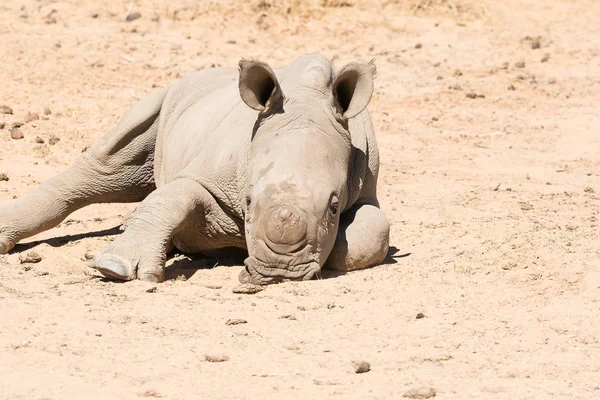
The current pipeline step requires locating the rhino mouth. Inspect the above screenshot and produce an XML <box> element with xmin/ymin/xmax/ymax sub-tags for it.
<box><xmin>240</xmin><ymin>256</ymin><xmax>321</xmax><ymax>285</ymax></box>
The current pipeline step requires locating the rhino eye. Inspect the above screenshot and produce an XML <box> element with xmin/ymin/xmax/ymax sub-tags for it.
<box><xmin>329</xmin><ymin>196</ymin><xmax>339</xmax><ymax>215</ymax></box>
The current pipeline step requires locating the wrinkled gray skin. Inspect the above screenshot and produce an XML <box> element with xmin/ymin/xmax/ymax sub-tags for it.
<box><xmin>0</xmin><ymin>54</ymin><xmax>390</xmax><ymax>284</ymax></box>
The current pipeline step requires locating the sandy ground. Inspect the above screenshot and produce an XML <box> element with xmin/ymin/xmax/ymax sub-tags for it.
<box><xmin>1</xmin><ymin>0</ymin><xmax>599</xmax><ymax>398</ymax></box>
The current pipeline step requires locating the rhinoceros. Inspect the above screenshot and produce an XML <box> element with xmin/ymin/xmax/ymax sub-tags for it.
<box><xmin>0</xmin><ymin>54</ymin><xmax>390</xmax><ymax>285</ymax></box>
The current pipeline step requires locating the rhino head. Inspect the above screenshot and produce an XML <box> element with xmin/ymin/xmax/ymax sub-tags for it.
<box><xmin>237</xmin><ymin>57</ymin><xmax>376</xmax><ymax>285</ymax></box>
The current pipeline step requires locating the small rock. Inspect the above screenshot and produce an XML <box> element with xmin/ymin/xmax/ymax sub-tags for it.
<box><xmin>453</xmin><ymin>69</ymin><xmax>463</xmax><ymax>76</ymax></box>
<box><xmin>436</xmin><ymin>75</ymin><xmax>443</xmax><ymax>80</ymax></box>
<box><xmin>204</xmin><ymin>355</ymin><xmax>229</xmax><ymax>363</ymax></box>
<box><xmin>548</xmin><ymin>78</ymin><xmax>556</xmax><ymax>84</ymax></box>
<box><xmin>0</xmin><ymin>173</ymin><xmax>8</xmax><ymax>181</ymax></box>
<box><xmin>433</xmin><ymin>62</ymin><xmax>440</xmax><ymax>67</ymax></box>
<box><xmin>146</xmin><ymin>286</ymin><xmax>158</xmax><ymax>293</ymax></box>
<box><xmin>584</xmin><ymin>187</ymin><xmax>595</xmax><ymax>193</ymax></box>
<box><xmin>126</xmin><ymin>12</ymin><xmax>141</xmax><ymax>22</ymax></box>
<box><xmin>448</xmin><ymin>84</ymin><xmax>462</xmax><ymax>90</ymax></box>
<box><xmin>19</xmin><ymin>251</ymin><xmax>43</xmax><ymax>264</ymax></box>
<box><xmin>225</xmin><ymin>319</ymin><xmax>247</xmax><ymax>326</ymax></box>
<box><xmin>44</xmin><ymin>108</ymin><xmax>52</xmax><ymax>115</ymax></box>
<box><xmin>352</xmin><ymin>361</ymin><xmax>371</xmax><ymax>374</ymax></box>
<box><xmin>541</xmin><ymin>54</ymin><xmax>550</xmax><ymax>63</ymax></box>
<box><xmin>11</xmin><ymin>121</ymin><xmax>24</xmax><ymax>128</ymax></box>
<box><xmin>83</xmin><ymin>250</ymin><xmax>94</xmax><ymax>261</ymax></box>
<box><xmin>415</xmin><ymin>43</ymin><xmax>422</xmax><ymax>49</ymax></box>
<box><xmin>515</xmin><ymin>61</ymin><xmax>526</xmax><ymax>68</ymax></box>
<box><xmin>502</xmin><ymin>262</ymin><xmax>517</xmax><ymax>270</ymax></box>
<box><xmin>204</xmin><ymin>284</ymin><xmax>223</xmax><ymax>289</ymax></box>
<box><xmin>0</xmin><ymin>105</ymin><xmax>13</xmax><ymax>114</ymax></box>
<box><xmin>431</xmin><ymin>116</ymin><xmax>438</xmax><ymax>121</ymax></box>
<box><xmin>175</xmin><ymin>274</ymin><xmax>187</xmax><ymax>281</ymax></box>
<box><xmin>48</xmin><ymin>135</ymin><xmax>60</xmax><ymax>145</ymax></box>
<box><xmin>10</xmin><ymin>128</ymin><xmax>24</xmax><ymax>140</ymax></box>
<box><xmin>35</xmin><ymin>136</ymin><xmax>44</xmax><ymax>144</ymax></box>
<box><xmin>501</xmin><ymin>62</ymin><xmax>509</xmax><ymax>69</ymax></box>
<box><xmin>508</xmin><ymin>84</ymin><xmax>516</xmax><ymax>91</ymax></box>
<box><xmin>232</xmin><ymin>284</ymin><xmax>264</xmax><ymax>294</ymax></box>
<box><xmin>23</xmin><ymin>113</ymin><xmax>39</xmax><ymax>123</ymax></box>
<box><xmin>531</xmin><ymin>39</ymin><xmax>541</xmax><ymax>49</ymax></box>
<box><xmin>519</xmin><ymin>202</ymin><xmax>534</xmax><ymax>211</ymax></box>
<box><xmin>416</xmin><ymin>312</ymin><xmax>426</xmax><ymax>319</ymax></box>
<box><xmin>226</xmin><ymin>40</ymin><xmax>237</xmax><ymax>44</ymax></box>
<box><xmin>0</xmin><ymin>121</ymin><xmax>5</xmax><ymax>129</ymax></box>
<box><xmin>403</xmin><ymin>387</ymin><xmax>436</xmax><ymax>399</ymax></box>
<box><xmin>279</xmin><ymin>314</ymin><xmax>297</xmax><ymax>320</ymax></box>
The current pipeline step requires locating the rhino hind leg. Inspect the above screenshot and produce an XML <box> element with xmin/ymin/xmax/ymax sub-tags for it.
<box><xmin>91</xmin><ymin>178</ymin><xmax>209</xmax><ymax>282</ymax></box>
<box><xmin>324</xmin><ymin>203</ymin><xmax>390</xmax><ymax>272</ymax></box>
<box><xmin>0</xmin><ymin>88</ymin><xmax>167</xmax><ymax>254</ymax></box>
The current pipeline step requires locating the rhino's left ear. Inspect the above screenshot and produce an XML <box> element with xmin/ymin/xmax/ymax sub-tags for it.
<box><xmin>238</xmin><ymin>59</ymin><xmax>283</xmax><ymax>114</ymax></box>
<box><xmin>332</xmin><ymin>61</ymin><xmax>376</xmax><ymax>119</ymax></box>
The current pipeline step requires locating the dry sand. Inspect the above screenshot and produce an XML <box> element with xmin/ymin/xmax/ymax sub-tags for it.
<box><xmin>0</xmin><ymin>0</ymin><xmax>599</xmax><ymax>398</ymax></box>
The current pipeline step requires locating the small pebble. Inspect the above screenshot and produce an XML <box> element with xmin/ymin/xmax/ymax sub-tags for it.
<box><xmin>0</xmin><ymin>173</ymin><xmax>8</xmax><ymax>181</ymax></box>
<box><xmin>584</xmin><ymin>187</ymin><xmax>595</xmax><ymax>193</ymax></box>
<box><xmin>431</xmin><ymin>116</ymin><xmax>438</xmax><ymax>121</ymax></box>
<box><xmin>10</xmin><ymin>128</ymin><xmax>24</xmax><ymax>140</ymax></box>
<box><xmin>48</xmin><ymin>135</ymin><xmax>60</xmax><ymax>145</ymax></box>
<box><xmin>232</xmin><ymin>284</ymin><xmax>264</xmax><ymax>294</ymax></box>
<box><xmin>508</xmin><ymin>84</ymin><xmax>516</xmax><ymax>91</ymax></box>
<box><xmin>225</xmin><ymin>319</ymin><xmax>247</xmax><ymax>326</ymax></box>
<box><xmin>416</xmin><ymin>312</ymin><xmax>426</xmax><ymax>319</ymax></box>
<box><xmin>126</xmin><ymin>12</ymin><xmax>141</xmax><ymax>22</ymax></box>
<box><xmin>0</xmin><ymin>121</ymin><xmax>5</xmax><ymax>129</ymax></box>
<box><xmin>541</xmin><ymin>54</ymin><xmax>550</xmax><ymax>63</ymax></box>
<box><xmin>436</xmin><ymin>75</ymin><xmax>443</xmax><ymax>80</ymax></box>
<box><xmin>146</xmin><ymin>286</ymin><xmax>158</xmax><ymax>293</ymax></box>
<box><xmin>11</xmin><ymin>121</ymin><xmax>24</xmax><ymax>128</ymax></box>
<box><xmin>204</xmin><ymin>355</ymin><xmax>229</xmax><ymax>362</ymax></box>
<box><xmin>35</xmin><ymin>136</ymin><xmax>44</xmax><ymax>144</ymax></box>
<box><xmin>531</xmin><ymin>39</ymin><xmax>541</xmax><ymax>49</ymax></box>
<box><xmin>19</xmin><ymin>251</ymin><xmax>43</xmax><ymax>264</ymax></box>
<box><xmin>415</xmin><ymin>43</ymin><xmax>422</xmax><ymax>49</ymax></box>
<box><xmin>353</xmin><ymin>361</ymin><xmax>371</xmax><ymax>374</ymax></box>
<box><xmin>0</xmin><ymin>105</ymin><xmax>13</xmax><ymax>114</ymax></box>
<box><xmin>23</xmin><ymin>113</ymin><xmax>39</xmax><ymax>123</ymax></box>
<box><xmin>448</xmin><ymin>84</ymin><xmax>462</xmax><ymax>90</ymax></box>
<box><xmin>226</xmin><ymin>40</ymin><xmax>237</xmax><ymax>44</ymax></box>
<box><xmin>453</xmin><ymin>69</ymin><xmax>463</xmax><ymax>76</ymax></box>
<box><xmin>44</xmin><ymin>108</ymin><xmax>52</xmax><ymax>116</ymax></box>
<box><xmin>83</xmin><ymin>250</ymin><xmax>94</xmax><ymax>260</ymax></box>
<box><xmin>548</xmin><ymin>78</ymin><xmax>556</xmax><ymax>84</ymax></box>
<box><xmin>279</xmin><ymin>314</ymin><xmax>297</xmax><ymax>320</ymax></box>
<box><xmin>515</xmin><ymin>61</ymin><xmax>526</xmax><ymax>68</ymax></box>
<box><xmin>403</xmin><ymin>387</ymin><xmax>436</xmax><ymax>399</ymax></box>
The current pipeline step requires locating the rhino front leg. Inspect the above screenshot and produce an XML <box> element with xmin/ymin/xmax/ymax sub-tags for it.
<box><xmin>91</xmin><ymin>178</ymin><xmax>208</xmax><ymax>282</ymax></box>
<box><xmin>325</xmin><ymin>203</ymin><xmax>390</xmax><ymax>272</ymax></box>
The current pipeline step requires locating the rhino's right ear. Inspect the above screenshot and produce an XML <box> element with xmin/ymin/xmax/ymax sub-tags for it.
<box><xmin>238</xmin><ymin>59</ymin><xmax>283</xmax><ymax>114</ymax></box>
<box><xmin>332</xmin><ymin>61</ymin><xmax>376</xmax><ymax>119</ymax></box>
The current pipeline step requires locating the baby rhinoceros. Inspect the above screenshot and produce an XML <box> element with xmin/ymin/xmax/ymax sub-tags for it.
<box><xmin>0</xmin><ymin>54</ymin><xmax>390</xmax><ymax>285</ymax></box>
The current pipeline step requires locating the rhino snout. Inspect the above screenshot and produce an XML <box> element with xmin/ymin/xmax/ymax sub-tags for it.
<box><xmin>264</xmin><ymin>204</ymin><xmax>307</xmax><ymax>253</ymax></box>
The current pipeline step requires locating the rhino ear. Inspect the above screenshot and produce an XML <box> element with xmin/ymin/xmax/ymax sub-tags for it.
<box><xmin>238</xmin><ymin>59</ymin><xmax>283</xmax><ymax>114</ymax></box>
<box><xmin>332</xmin><ymin>61</ymin><xmax>376</xmax><ymax>119</ymax></box>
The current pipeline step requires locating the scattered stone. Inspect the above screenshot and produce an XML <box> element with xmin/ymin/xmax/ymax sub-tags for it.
<box><xmin>0</xmin><ymin>173</ymin><xmax>8</xmax><ymax>181</ymax></box>
<box><xmin>436</xmin><ymin>75</ymin><xmax>443</xmax><ymax>80</ymax></box>
<box><xmin>90</xmin><ymin>13</ymin><xmax>99</xmax><ymax>19</ymax></box>
<box><xmin>23</xmin><ymin>113</ymin><xmax>39</xmax><ymax>123</ymax></box>
<box><xmin>0</xmin><ymin>105</ymin><xmax>13</xmax><ymax>114</ymax></box>
<box><xmin>453</xmin><ymin>69</ymin><xmax>463</xmax><ymax>76</ymax></box>
<box><xmin>10</xmin><ymin>128</ymin><xmax>24</xmax><ymax>140</ymax></box>
<box><xmin>35</xmin><ymin>136</ymin><xmax>44</xmax><ymax>144</ymax></box>
<box><xmin>448</xmin><ymin>84</ymin><xmax>462</xmax><ymax>90</ymax></box>
<box><xmin>204</xmin><ymin>355</ymin><xmax>229</xmax><ymax>362</ymax></box>
<box><xmin>175</xmin><ymin>274</ymin><xmax>187</xmax><ymax>281</ymax></box>
<box><xmin>466</xmin><ymin>93</ymin><xmax>485</xmax><ymax>99</ymax></box>
<box><xmin>584</xmin><ymin>187</ymin><xmax>595</xmax><ymax>193</ymax></box>
<box><xmin>548</xmin><ymin>78</ymin><xmax>556</xmax><ymax>84</ymax></box>
<box><xmin>531</xmin><ymin>39</ymin><xmax>541</xmax><ymax>49</ymax></box>
<box><xmin>11</xmin><ymin>121</ymin><xmax>24</xmax><ymax>128</ymax></box>
<box><xmin>515</xmin><ymin>61</ymin><xmax>526</xmax><ymax>68</ymax></box>
<box><xmin>502</xmin><ymin>262</ymin><xmax>517</xmax><ymax>270</ymax></box>
<box><xmin>0</xmin><ymin>121</ymin><xmax>4</xmax><ymax>129</ymax></box>
<box><xmin>23</xmin><ymin>265</ymin><xmax>32</xmax><ymax>271</ymax></box>
<box><xmin>226</xmin><ymin>40</ymin><xmax>237</xmax><ymax>45</ymax></box>
<box><xmin>517</xmin><ymin>74</ymin><xmax>526</xmax><ymax>80</ymax></box>
<box><xmin>19</xmin><ymin>251</ymin><xmax>43</xmax><ymax>264</ymax></box>
<box><xmin>83</xmin><ymin>250</ymin><xmax>95</xmax><ymax>261</ymax></box>
<box><xmin>353</xmin><ymin>361</ymin><xmax>371</xmax><ymax>374</ymax></box>
<box><xmin>403</xmin><ymin>387</ymin><xmax>436</xmax><ymax>399</ymax></box>
<box><xmin>232</xmin><ymin>283</ymin><xmax>264</xmax><ymax>294</ymax></box>
<box><xmin>416</xmin><ymin>312</ymin><xmax>426</xmax><ymax>319</ymax></box>
<box><xmin>431</xmin><ymin>116</ymin><xmax>438</xmax><ymax>121</ymax></box>
<box><xmin>146</xmin><ymin>286</ymin><xmax>158</xmax><ymax>293</ymax></box>
<box><xmin>44</xmin><ymin>108</ymin><xmax>52</xmax><ymax>116</ymax></box>
<box><xmin>541</xmin><ymin>54</ymin><xmax>550</xmax><ymax>63</ymax></box>
<box><xmin>433</xmin><ymin>62</ymin><xmax>440</xmax><ymax>67</ymax></box>
<box><xmin>519</xmin><ymin>202</ymin><xmax>534</xmax><ymax>211</ymax></box>
<box><xmin>204</xmin><ymin>284</ymin><xmax>223</xmax><ymax>289</ymax></box>
<box><xmin>501</xmin><ymin>62</ymin><xmax>509</xmax><ymax>69</ymax></box>
<box><xmin>225</xmin><ymin>318</ymin><xmax>247</xmax><ymax>326</ymax></box>
<box><xmin>508</xmin><ymin>84</ymin><xmax>516</xmax><ymax>91</ymax></box>
<box><xmin>48</xmin><ymin>135</ymin><xmax>60</xmax><ymax>145</ymax></box>
<box><xmin>126</xmin><ymin>12</ymin><xmax>141</xmax><ymax>22</ymax></box>
<box><xmin>415</xmin><ymin>43</ymin><xmax>422</xmax><ymax>49</ymax></box>
<box><xmin>279</xmin><ymin>314</ymin><xmax>297</xmax><ymax>320</ymax></box>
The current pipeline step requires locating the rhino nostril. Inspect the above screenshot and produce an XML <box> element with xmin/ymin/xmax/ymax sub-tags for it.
<box><xmin>265</xmin><ymin>204</ymin><xmax>307</xmax><ymax>247</ymax></box>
